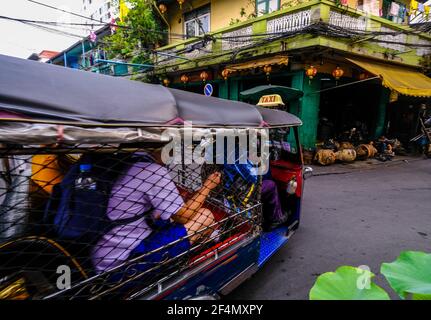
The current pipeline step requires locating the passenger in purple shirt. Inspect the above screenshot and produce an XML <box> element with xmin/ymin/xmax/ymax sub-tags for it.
<box><xmin>92</xmin><ymin>151</ymin><xmax>221</xmax><ymax>273</ymax></box>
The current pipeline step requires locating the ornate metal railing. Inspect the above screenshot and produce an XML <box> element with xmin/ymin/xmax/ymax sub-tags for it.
<box><xmin>328</xmin><ymin>10</ymin><xmax>366</xmax><ymax>31</ymax></box>
<box><xmin>266</xmin><ymin>9</ymin><xmax>312</xmax><ymax>34</ymax></box>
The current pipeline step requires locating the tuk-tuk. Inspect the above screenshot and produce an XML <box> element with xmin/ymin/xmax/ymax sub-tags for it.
<box><xmin>0</xmin><ymin>54</ymin><xmax>311</xmax><ymax>300</ymax></box>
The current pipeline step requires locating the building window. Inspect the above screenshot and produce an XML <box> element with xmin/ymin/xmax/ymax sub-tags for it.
<box><xmin>184</xmin><ymin>5</ymin><xmax>210</xmax><ymax>38</ymax></box>
<box><xmin>256</xmin><ymin>0</ymin><xmax>280</xmax><ymax>16</ymax></box>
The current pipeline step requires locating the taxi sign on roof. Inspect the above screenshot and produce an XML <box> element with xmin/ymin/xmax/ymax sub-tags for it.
<box><xmin>256</xmin><ymin>94</ymin><xmax>285</xmax><ymax>107</ymax></box>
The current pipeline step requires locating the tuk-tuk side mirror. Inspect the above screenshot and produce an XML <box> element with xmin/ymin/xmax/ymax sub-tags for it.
<box><xmin>303</xmin><ymin>166</ymin><xmax>313</xmax><ymax>180</ymax></box>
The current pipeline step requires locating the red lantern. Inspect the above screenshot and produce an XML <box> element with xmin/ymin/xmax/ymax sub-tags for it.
<box><xmin>162</xmin><ymin>78</ymin><xmax>170</xmax><ymax>87</ymax></box>
<box><xmin>332</xmin><ymin>66</ymin><xmax>344</xmax><ymax>80</ymax></box>
<box><xmin>180</xmin><ymin>74</ymin><xmax>189</xmax><ymax>84</ymax></box>
<box><xmin>200</xmin><ymin>71</ymin><xmax>209</xmax><ymax>83</ymax></box>
<box><xmin>221</xmin><ymin>68</ymin><xmax>230</xmax><ymax>80</ymax></box>
<box><xmin>305</xmin><ymin>65</ymin><xmax>318</xmax><ymax>80</ymax></box>
<box><xmin>159</xmin><ymin>4</ymin><xmax>167</xmax><ymax>14</ymax></box>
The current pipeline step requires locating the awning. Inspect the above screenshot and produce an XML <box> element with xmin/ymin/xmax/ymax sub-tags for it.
<box><xmin>226</xmin><ymin>55</ymin><xmax>289</xmax><ymax>72</ymax></box>
<box><xmin>347</xmin><ymin>58</ymin><xmax>431</xmax><ymax>97</ymax></box>
<box><xmin>240</xmin><ymin>85</ymin><xmax>304</xmax><ymax>104</ymax></box>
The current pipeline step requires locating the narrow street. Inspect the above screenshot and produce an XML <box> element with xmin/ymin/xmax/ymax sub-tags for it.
<box><xmin>229</xmin><ymin>159</ymin><xmax>431</xmax><ymax>300</ymax></box>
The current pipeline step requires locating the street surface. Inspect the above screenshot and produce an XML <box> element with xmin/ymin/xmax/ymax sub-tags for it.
<box><xmin>228</xmin><ymin>158</ymin><xmax>431</xmax><ymax>300</ymax></box>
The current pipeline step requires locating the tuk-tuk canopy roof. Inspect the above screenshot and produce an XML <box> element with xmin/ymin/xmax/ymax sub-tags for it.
<box><xmin>0</xmin><ymin>54</ymin><xmax>302</xmax><ymax>128</ymax></box>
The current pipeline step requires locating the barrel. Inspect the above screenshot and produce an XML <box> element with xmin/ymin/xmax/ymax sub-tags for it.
<box><xmin>339</xmin><ymin>142</ymin><xmax>354</xmax><ymax>150</ymax></box>
<box><xmin>303</xmin><ymin>149</ymin><xmax>315</xmax><ymax>165</ymax></box>
<box><xmin>335</xmin><ymin>149</ymin><xmax>357</xmax><ymax>162</ymax></box>
<box><xmin>314</xmin><ymin>149</ymin><xmax>336</xmax><ymax>166</ymax></box>
<box><xmin>355</xmin><ymin>144</ymin><xmax>377</xmax><ymax>160</ymax></box>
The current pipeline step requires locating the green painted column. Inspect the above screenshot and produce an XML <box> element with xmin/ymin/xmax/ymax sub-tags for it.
<box><xmin>219</xmin><ymin>80</ymin><xmax>229</xmax><ymax>99</ymax></box>
<box><xmin>291</xmin><ymin>71</ymin><xmax>321</xmax><ymax>149</ymax></box>
<box><xmin>290</xmin><ymin>71</ymin><xmax>304</xmax><ymax>117</ymax></box>
<box><xmin>229</xmin><ymin>79</ymin><xmax>240</xmax><ymax>101</ymax></box>
<box><xmin>375</xmin><ymin>87</ymin><xmax>390</xmax><ymax>138</ymax></box>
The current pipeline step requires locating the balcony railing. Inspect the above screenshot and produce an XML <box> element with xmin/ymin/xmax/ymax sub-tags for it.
<box><xmin>154</xmin><ymin>0</ymin><xmax>431</xmax><ymax>70</ymax></box>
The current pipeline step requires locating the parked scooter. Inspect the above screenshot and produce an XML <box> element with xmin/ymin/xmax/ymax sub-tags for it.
<box><xmin>410</xmin><ymin>114</ymin><xmax>431</xmax><ymax>158</ymax></box>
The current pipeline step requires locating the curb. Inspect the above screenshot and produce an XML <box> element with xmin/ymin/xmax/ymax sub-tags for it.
<box><xmin>311</xmin><ymin>157</ymin><xmax>426</xmax><ymax>177</ymax></box>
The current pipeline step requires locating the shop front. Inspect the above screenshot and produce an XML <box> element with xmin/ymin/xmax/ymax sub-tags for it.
<box><xmin>165</xmin><ymin>54</ymin><xmax>431</xmax><ymax>155</ymax></box>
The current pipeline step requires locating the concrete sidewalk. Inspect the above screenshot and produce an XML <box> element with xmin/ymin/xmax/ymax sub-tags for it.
<box><xmin>310</xmin><ymin>155</ymin><xmax>426</xmax><ymax>176</ymax></box>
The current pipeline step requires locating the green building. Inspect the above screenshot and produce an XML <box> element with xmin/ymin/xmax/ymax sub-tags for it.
<box><xmin>154</xmin><ymin>0</ymin><xmax>431</xmax><ymax>148</ymax></box>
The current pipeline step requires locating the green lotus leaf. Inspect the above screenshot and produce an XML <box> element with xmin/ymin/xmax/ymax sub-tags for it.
<box><xmin>381</xmin><ymin>251</ymin><xmax>431</xmax><ymax>300</ymax></box>
<box><xmin>309</xmin><ymin>266</ymin><xmax>390</xmax><ymax>300</ymax></box>
<box><xmin>412</xmin><ymin>293</ymin><xmax>431</xmax><ymax>300</ymax></box>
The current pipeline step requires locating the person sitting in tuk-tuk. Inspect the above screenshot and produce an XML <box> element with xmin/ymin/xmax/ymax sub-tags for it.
<box><xmin>92</xmin><ymin>149</ymin><xmax>221</xmax><ymax>273</ymax></box>
<box><xmin>262</xmin><ymin>171</ymin><xmax>287</xmax><ymax>229</ymax></box>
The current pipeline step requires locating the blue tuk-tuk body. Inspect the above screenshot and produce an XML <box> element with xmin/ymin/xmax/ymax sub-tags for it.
<box><xmin>157</xmin><ymin>226</ymin><xmax>293</xmax><ymax>300</ymax></box>
<box><xmin>0</xmin><ymin>54</ymin><xmax>308</xmax><ymax>300</ymax></box>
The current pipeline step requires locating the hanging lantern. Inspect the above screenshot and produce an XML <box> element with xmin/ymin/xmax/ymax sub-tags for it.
<box><xmin>162</xmin><ymin>78</ymin><xmax>170</xmax><ymax>87</ymax></box>
<box><xmin>110</xmin><ymin>18</ymin><xmax>117</xmax><ymax>34</ymax></box>
<box><xmin>358</xmin><ymin>72</ymin><xmax>370</xmax><ymax>80</ymax></box>
<box><xmin>263</xmin><ymin>65</ymin><xmax>272</xmax><ymax>76</ymax></box>
<box><xmin>305</xmin><ymin>65</ymin><xmax>318</xmax><ymax>80</ymax></box>
<box><xmin>221</xmin><ymin>68</ymin><xmax>230</xmax><ymax>81</ymax></box>
<box><xmin>200</xmin><ymin>71</ymin><xmax>209</xmax><ymax>83</ymax></box>
<box><xmin>89</xmin><ymin>31</ymin><xmax>97</xmax><ymax>43</ymax></box>
<box><xmin>177</xmin><ymin>0</ymin><xmax>185</xmax><ymax>9</ymax></box>
<box><xmin>332</xmin><ymin>66</ymin><xmax>344</xmax><ymax>80</ymax></box>
<box><xmin>263</xmin><ymin>65</ymin><xmax>272</xmax><ymax>81</ymax></box>
<box><xmin>159</xmin><ymin>3</ymin><xmax>167</xmax><ymax>14</ymax></box>
<box><xmin>389</xmin><ymin>90</ymin><xmax>399</xmax><ymax>103</ymax></box>
<box><xmin>180</xmin><ymin>74</ymin><xmax>189</xmax><ymax>84</ymax></box>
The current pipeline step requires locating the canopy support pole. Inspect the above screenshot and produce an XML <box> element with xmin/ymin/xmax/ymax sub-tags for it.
<box><xmin>307</xmin><ymin>76</ymin><xmax>380</xmax><ymax>95</ymax></box>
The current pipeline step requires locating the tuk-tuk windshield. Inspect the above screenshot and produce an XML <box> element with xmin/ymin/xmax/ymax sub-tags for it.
<box><xmin>269</xmin><ymin>127</ymin><xmax>302</xmax><ymax>164</ymax></box>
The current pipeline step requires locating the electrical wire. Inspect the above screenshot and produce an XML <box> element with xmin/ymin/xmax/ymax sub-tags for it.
<box><xmin>5</xmin><ymin>9</ymin><xmax>429</xmax><ymax>49</ymax></box>
<box><xmin>19</xmin><ymin>21</ymin><xmax>86</xmax><ymax>39</ymax></box>
<box><xmin>0</xmin><ymin>14</ymin><xmax>189</xmax><ymax>63</ymax></box>
<box><xmin>153</xmin><ymin>21</ymin><xmax>431</xmax><ymax>72</ymax></box>
<box><xmin>0</xmin><ymin>15</ymin><xmax>105</xmax><ymax>27</ymax></box>
<box><xmin>27</xmin><ymin>0</ymin><xmax>101</xmax><ymax>23</ymax></box>
<box><xmin>25</xmin><ymin>0</ymin><xmax>189</xmax><ymax>39</ymax></box>
<box><xmin>0</xmin><ymin>14</ymin><xmax>189</xmax><ymax>41</ymax></box>
<box><xmin>6</xmin><ymin>5</ymin><xmax>429</xmax><ymax>74</ymax></box>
